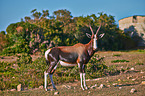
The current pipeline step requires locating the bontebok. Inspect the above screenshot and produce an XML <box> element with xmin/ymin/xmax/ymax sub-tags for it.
<box><xmin>44</xmin><ymin>24</ymin><xmax>104</xmax><ymax>91</ymax></box>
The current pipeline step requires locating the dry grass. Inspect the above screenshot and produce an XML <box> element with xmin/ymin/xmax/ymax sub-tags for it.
<box><xmin>0</xmin><ymin>50</ymin><xmax>145</xmax><ymax>96</ymax></box>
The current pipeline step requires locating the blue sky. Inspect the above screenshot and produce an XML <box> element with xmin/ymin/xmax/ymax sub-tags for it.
<box><xmin>0</xmin><ymin>0</ymin><xmax>145</xmax><ymax>32</ymax></box>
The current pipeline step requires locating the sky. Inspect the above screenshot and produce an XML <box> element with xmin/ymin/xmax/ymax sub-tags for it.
<box><xmin>0</xmin><ymin>0</ymin><xmax>145</xmax><ymax>32</ymax></box>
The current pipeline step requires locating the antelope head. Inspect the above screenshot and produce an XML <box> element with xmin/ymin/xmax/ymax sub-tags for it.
<box><xmin>86</xmin><ymin>24</ymin><xmax>105</xmax><ymax>50</ymax></box>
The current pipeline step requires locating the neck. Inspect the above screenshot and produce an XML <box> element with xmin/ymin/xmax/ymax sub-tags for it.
<box><xmin>85</xmin><ymin>39</ymin><xmax>95</xmax><ymax>56</ymax></box>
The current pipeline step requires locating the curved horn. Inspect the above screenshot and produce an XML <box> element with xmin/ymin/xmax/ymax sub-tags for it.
<box><xmin>95</xmin><ymin>23</ymin><xmax>101</xmax><ymax>35</ymax></box>
<box><xmin>89</xmin><ymin>25</ymin><xmax>94</xmax><ymax>35</ymax></box>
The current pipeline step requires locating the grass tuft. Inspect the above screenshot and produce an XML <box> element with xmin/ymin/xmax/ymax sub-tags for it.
<box><xmin>111</xmin><ymin>59</ymin><xmax>129</xmax><ymax>63</ymax></box>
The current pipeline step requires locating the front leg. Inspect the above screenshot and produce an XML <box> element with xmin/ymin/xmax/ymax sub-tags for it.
<box><xmin>78</xmin><ymin>63</ymin><xmax>88</xmax><ymax>90</ymax></box>
<box><xmin>80</xmin><ymin>73</ymin><xmax>85</xmax><ymax>90</ymax></box>
<box><xmin>83</xmin><ymin>73</ymin><xmax>88</xmax><ymax>90</ymax></box>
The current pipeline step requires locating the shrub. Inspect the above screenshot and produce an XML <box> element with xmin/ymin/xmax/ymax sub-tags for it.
<box><xmin>86</xmin><ymin>54</ymin><xmax>107</xmax><ymax>78</ymax></box>
<box><xmin>105</xmin><ymin>65</ymin><xmax>120</xmax><ymax>75</ymax></box>
<box><xmin>113</xmin><ymin>54</ymin><xmax>121</xmax><ymax>57</ymax></box>
<box><xmin>0</xmin><ymin>54</ymin><xmax>120</xmax><ymax>90</ymax></box>
<box><xmin>111</xmin><ymin>59</ymin><xmax>129</xmax><ymax>63</ymax></box>
<box><xmin>16</xmin><ymin>53</ymin><xmax>32</xmax><ymax>67</ymax></box>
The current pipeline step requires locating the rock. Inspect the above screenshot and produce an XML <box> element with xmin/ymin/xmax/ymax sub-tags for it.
<box><xmin>107</xmin><ymin>85</ymin><xmax>111</xmax><ymax>87</ymax></box>
<box><xmin>119</xmin><ymin>87</ymin><xmax>122</xmax><ymax>89</ymax></box>
<box><xmin>112</xmin><ymin>83</ymin><xmax>117</xmax><ymax>86</ymax></box>
<box><xmin>39</xmin><ymin>85</ymin><xmax>43</xmax><ymax>89</ymax></box>
<box><xmin>62</xmin><ymin>85</ymin><xmax>71</xmax><ymax>89</ymax></box>
<box><xmin>10</xmin><ymin>89</ymin><xmax>16</xmax><ymax>91</ymax></box>
<box><xmin>130</xmin><ymin>88</ymin><xmax>136</xmax><ymax>93</ymax></box>
<box><xmin>127</xmin><ymin>77</ymin><xmax>130</xmax><ymax>79</ymax></box>
<box><xmin>54</xmin><ymin>91</ymin><xmax>59</xmax><ymax>95</ymax></box>
<box><xmin>127</xmin><ymin>76</ymin><xmax>132</xmax><ymax>79</ymax></box>
<box><xmin>130</xmin><ymin>67</ymin><xmax>134</xmax><ymax>71</ymax></box>
<box><xmin>140</xmin><ymin>70</ymin><xmax>144</xmax><ymax>74</ymax></box>
<box><xmin>142</xmin><ymin>76</ymin><xmax>145</xmax><ymax>78</ymax></box>
<box><xmin>141</xmin><ymin>81</ymin><xmax>145</xmax><ymax>85</ymax></box>
<box><xmin>99</xmin><ymin>84</ymin><xmax>104</xmax><ymax>89</ymax></box>
<box><xmin>17</xmin><ymin>84</ymin><xmax>22</xmax><ymax>91</ymax></box>
<box><xmin>118</xmin><ymin>79</ymin><xmax>121</xmax><ymax>81</ymax></box>
<box><xmin>90</xmin><ymin>84</ymin><xmax>97</xmax><ymax>89</ymax></box>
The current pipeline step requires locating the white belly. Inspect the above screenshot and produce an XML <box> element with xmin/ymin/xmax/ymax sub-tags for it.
<box><xmin>59</xmin><ymin>61</ymin><xmax>77</xmax><ymax>67</ymax></box>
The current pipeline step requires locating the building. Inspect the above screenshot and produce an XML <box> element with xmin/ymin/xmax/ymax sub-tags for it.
<box><xmin>119</xmin><ymin>15</ymin><xmax>145</xmax><ymax>47</ymax></box>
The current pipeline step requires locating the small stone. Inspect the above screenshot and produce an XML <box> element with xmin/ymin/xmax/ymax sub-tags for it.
<box><xmin>90</xmin><ymin>84</ymin><xmax>97</xmax><ymax>89</ymax></box>
<box><xmin>127</xmin><ymin>76</ymin><xmax>132</xmax><ymax>79</ymax></box>
<box><xmin>88</xmin><ymin>91</ymin><xmax>91</xmax><ymax>94</ymax></box>
<box><xmin>130</xmin><ymin>67</ymin><xmax>134</xmax><ymax>71</ymax></box>
<box><xmin>10</xmin><ymin>89</ymin><xmax>16</xmax><ymax>91</ymax></box>
<box><xmin>142</xmin><ymin>76</ymin><xmax>145</xmax><ymax>78</ymax></box>
<box><xmin>63</xmin><ymin>85</ymin><xmax>71</xmax><ymax>89</ymax></box>
<box><xmin>141</xmin><ymin>81</ymin><xmax>145</xmax><ymax>85</ymax></box>
<box><xmin>54</xmin><ymin>91</ymin><xmax>59</xmax><ymax>95</ymax></box>
<box><xmin>17</xmin><ymin>84</ymin><xmax>22</xmax><ymax>91</ymax></box>
<box><xmin>107</xmin><ymin>85</ymin><xmax>111</xmax><ymax>87</ymax></box>
<box><xmin>132</xmin><ymin>78</ymin><xmax>136</xmax><ymax>81</ymax></box>
<box><xmin>39</xmin><ymin>85</ymin><xmax>43</xmax><ymax>89</ymax></box>
<box><xmin>113</xmin><ymin>83</ymin><xmax>117</xmax><ymax>86</ymax></box>
<box><xmin>140</xmin><ymin>70</ymin><xmax>144</xmax><ymax>74</ymax></box>
<box><xmin>118</xmin><ymin>79</ymin><xmax>121</xmax><ymax>81</ymax></box>
<box><xmin>99</xmin><ymin>84</ymin><xmax>104</xmax><ymax>89</ymax></box>
<box><xmin>130</xmin><ymin>88</ymin><xmax>136</xmax><ymax>93</ymax></box>
<box><xmin>119</xmin><ymin>87</ymin><xmax>122</xmax><ymax>89</ymax></box>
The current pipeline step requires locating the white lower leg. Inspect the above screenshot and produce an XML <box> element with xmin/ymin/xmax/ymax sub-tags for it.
<box><xmin>80</xmin><ymin>73</ymin><xmax>85</xmax><ymax>90</ymax></box>
<box><xmin>44</xmin><ymin>71</ymin><xmax>48</xmax><ymax>91</ymax></box>
<box><xmin>83</xmin><ymin>73</ymin><xmax>88</xmax><ymax>89</ymax></box>
<box><xmin>49</xmin><ymin>74</ymin><xmax>56</xmax><ymax>89</ymax></box>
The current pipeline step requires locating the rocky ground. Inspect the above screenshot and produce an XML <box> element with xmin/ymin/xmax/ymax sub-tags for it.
<box><xmin>0</xmin><ymin>51</ymin><xmax>145</xmax><ymax>96</ymax></box>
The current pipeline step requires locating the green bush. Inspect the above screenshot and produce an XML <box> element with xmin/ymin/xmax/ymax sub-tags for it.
<box><xmin>86</xmin><ymin>54</ymin><xmax>108</xmax><ymax>78</ymax></box>
<box><xmin>16</xmin><ymin>53</ymin><xmax>32</xmax><ymax>67</ymax></box>
<box><xmin>0</xmin><ymin>54</ymin><xmax>120</xmax><ymax>90</ymax></box>
<box><xmin>111</xmin><ymin>59</ymin><xmax>129</xmax><ymax>63</ymax></box>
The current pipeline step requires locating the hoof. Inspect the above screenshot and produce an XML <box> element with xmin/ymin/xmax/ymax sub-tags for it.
<box><xmin>45</xmin><ymin>88</ymin><xmax>57</xmax><ymax>91</ymax></box>
<box><xmin>54</xmin><ymin>88</ymin><xmax>57</xmax><ymax>90</ymax></box>
<box><xmin>85</xmin><ymin>87</ymin><xmax>88</xmax><ymax>90</ymax></box>
<box><xmin>45</xmin><ymin>88</ymin><xmax>48</xmax><ymax>91</ymax></box>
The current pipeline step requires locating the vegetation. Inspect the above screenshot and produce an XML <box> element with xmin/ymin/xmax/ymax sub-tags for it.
<box><xmin>0</xmin><ymin>9</ymin><xmax>144</xmax><ymax>95</ymax></box>
<box><xmin>111</xmin><ymin>59</ymin><xmax>129</xmax><ymax>63</ymax></box>
<box><xmin>0</xmin><ymin>53</ymin><xmax>120</xmax><ymax>90</ymax></box>
<box><xmin>0</xmin><ymin>50</ymin><xmax>145</xmax><ymax>96</ymax></box>
<box><xmin>0</xmin><ymin>9</ymin><xmax>138</xmax><ymax>55</ymax></box>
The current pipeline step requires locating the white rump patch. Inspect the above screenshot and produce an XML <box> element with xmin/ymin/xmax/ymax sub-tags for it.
<box><xmin>59</xmin><ymin>61</ymin><xmax>77</xmax><ymax>67</ymax></box>
<box><xmin>45</xmin><ymin>49</ymin><xmax>51</xmax><ymax>60</ymax></box>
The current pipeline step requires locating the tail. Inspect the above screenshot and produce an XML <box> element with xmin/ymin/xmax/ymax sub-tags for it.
<box><xmin>45</xmin><ymin>49</ymin><xmax>51</xmax><ymax>65</ymax></box>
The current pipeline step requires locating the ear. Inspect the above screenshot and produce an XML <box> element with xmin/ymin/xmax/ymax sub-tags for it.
<box><xmin>86</xmin><ymin>33</ymin><xmax>92</xmax><ymax>38</ymax></box>
<box><xmin>98</xmin><ymin>33</ymin><xmax>105</xmax><ymax>39</ymax></box>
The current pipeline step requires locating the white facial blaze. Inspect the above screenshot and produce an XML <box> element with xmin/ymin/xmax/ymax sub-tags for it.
<box><xmin>93</xmin><ymin>35</ymin><xmax>97</xmax><ymax>50</ymax></box>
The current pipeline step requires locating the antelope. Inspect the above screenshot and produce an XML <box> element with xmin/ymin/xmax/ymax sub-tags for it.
<box><xmin>44</xmin><ymin>24</ymin><xmax>104</xmax><ymax>91</ymax></box>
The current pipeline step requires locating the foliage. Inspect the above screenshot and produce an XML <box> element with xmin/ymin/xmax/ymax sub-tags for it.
<box><xmin>86</xmin><ymin>54</ymin><xmax>107</xmax><ymax>78</ymax></box>
<box><xmin>111</xmin><ymin>59</ymin><xmax>129</xmax><ymax>63</ymax></box>
<box><xmin>16</xmin><ymin>53</ymin><xmax>32</xmax><ymax>67</ymax></box>
<box><xmin>0</xmin><ymin>32</ymin><xmax>10</xmax><ymax>52</ymax></box>
<box><xmin>0</xmin><ymin>53</ymin><xmax>120</xmax><ymax>90</ymax></box>
<box><xmin>113</xmin><ymin>54</ymin><xmax>121</xmax><ymax>57</ymax></box>
<box><xmin>1</xmin><ymin>9</ymin><xmax>139</xmax><ymax>56</ymax></box>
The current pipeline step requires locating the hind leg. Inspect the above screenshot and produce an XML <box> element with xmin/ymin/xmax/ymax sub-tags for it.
<box><xmin>44</xmin><ymin>61</ymin><xmax>59</xmax><ymax>91</ymax></box>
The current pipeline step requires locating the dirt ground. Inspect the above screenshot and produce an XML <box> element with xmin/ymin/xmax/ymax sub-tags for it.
<box><xmin>0</xmin><ymin>51</ymin><xmax>145</xmax><ymax>96</ymax></box>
